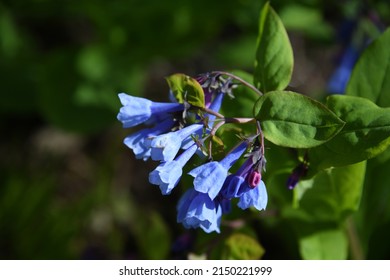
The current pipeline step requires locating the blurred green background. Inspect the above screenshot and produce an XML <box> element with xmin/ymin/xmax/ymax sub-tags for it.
<box><xmin>1</xmin><ymin>0</ymin><xmax>389</xmax><ymax>259</ymax></box>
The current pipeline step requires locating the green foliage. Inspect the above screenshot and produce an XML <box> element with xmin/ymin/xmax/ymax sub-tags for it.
<box><xmin>165</xmin><ymin>73</ymin><xmax>205</xmax><ymax>108</ymax></box>
<box><xmin>309</xmin><ymin>96</ymin><xmax>390</xmax><ymax>171</ymax></box>
<box><xmin>346</xmin><ymin>28</ymin><xmax>390</xmax><ymax>107</ymax></box>
<box><xmin>299</xmin><ymin>228</ymin><xmax>348</xmax><ymax>260</ymax></box>
<box><xmin>293</xmin><ymin>161</ymin><xmax>366</xmax><ymax>221</ymax></box>
<box><xmin>219</xmin><ymin>233</ymin><xmax>265</xmax><ymax>260</ymax></box>
<box><xmin>254</xmin><ymin>2</ymin><xmax>293</xmax><ymax>93</ymax></box>
<box><xmin>255</xmin><ymin>91</ymin><xmax>345</xmax><ymax>148</ymax></box>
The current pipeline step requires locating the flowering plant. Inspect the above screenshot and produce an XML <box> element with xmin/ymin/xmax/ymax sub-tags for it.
<box><xmin>117</xmin><ymin>2</ymin><xmax>390</xmax><ymax>259</ymax></box>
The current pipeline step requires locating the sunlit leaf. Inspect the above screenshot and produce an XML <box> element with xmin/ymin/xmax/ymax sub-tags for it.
<box><xmin>294</xmin><ymin>161</ymin><xmax>366</xmax><ymax>221</ymax></box>
<box><xmin>299</xmin><ymin>228</ymin><xmax>348</xmax><ymax>260</ymax></box>
<box><xmin>254</xmin><ymin>2</ymin><xmax>293</xmax><ymax>92</ymax></box>
<box><xmin>309</xmin><ymin>95</ymin><xmax>390</xmax><ymax>171</ymax></box>
<box><xmin>165</xmin><ymin>73</ymin><xmax>205</xmax><ymax>108</ymax></box>
<box><xmin>255</xmin><ymin>91</ymin><xmax>345</xmax><ymax>148</ymax></box>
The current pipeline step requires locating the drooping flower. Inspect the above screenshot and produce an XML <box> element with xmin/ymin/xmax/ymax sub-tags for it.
<box><xmin>220</xmin><ymin>153</ymin><xmax>268</xmax><ymax>211</ymax></box>
<box><xmin>237</xmin><ymin>179</ymin><xmax>268</xmax><ymax>211</ymax></box>
<box><xmin>220</xmin><ymin>156</ymin><xmax>254</xmax><ymax>199</ymax></box>
<box><xmin>149</xmin><ymin>143</ymin><xmax>199</xmax><ymax>195</ymax></box>
<box><xmin>148</xmin><ymin>123</ymin><xmax>203</xmax><ymax>162</ymax></box>
<box><xmin>286</xmin><ymin>162</ymin><xmax>308</xmax><ymax>190</ymax></box>
<box><xmin>117</xmin><ymin>93</ymin><xmax>184</xmax><ymax>128</ymax></box>
<box><xmin>124</xmin><ymin>118</ymin><xmax>175</xmax><ymax>161</ymax></box>
<box><xmin>177</xmin><ymin>189</ymin><xmax>222</xmax><ymax>233</ymax></box>
<box><xmin>189</xmin><ymin>140</ymin><xmax>249</xmax><ymax>200</ymax></box>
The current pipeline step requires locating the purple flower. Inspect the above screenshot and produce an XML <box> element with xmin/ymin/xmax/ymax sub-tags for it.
<box><xmin>189</xmin><ymin>141</ymin><xmax>248</xmax><ymax>200</ymax></box>
<box><xmin>117</xmin><ymin>93</ymin><xmax>184</xmax><ymax>128</ymax></box>
<box><xmin>177</xmin><ymin>189</ymin><xmax>222</xmax><ymax>233</ymax></box>
<box><xmin>286</xmin><ymin>162</ymin><xmax>308</xmax><ymax>190</ymax></box>
<box><xmin>149</xmin><ymin>143</ymin><xmax>199</xmax><ymax>195</ymax></box>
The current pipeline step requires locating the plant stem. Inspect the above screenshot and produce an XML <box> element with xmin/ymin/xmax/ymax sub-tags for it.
<box><xmin>211</xmin><ymin>71</ymin><xmax>263</xmax><ymax>96</ymax></box>
<box><xmin>346</xmin><ymin>216</ymin><xmax>365</xmax><ymax>260</ymax></box>
<box><xmin>201</xmin><ymin>106</ymin><xmax>225</xmax><ymax>119</ymax></box>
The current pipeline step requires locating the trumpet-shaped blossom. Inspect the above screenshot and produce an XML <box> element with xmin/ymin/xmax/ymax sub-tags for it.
<box><xmin>220</xmin><ymin>155</ymin><xmax>268</xmax><ymax>211</ymax></box>
<box><xmin>207</xmin><ymin>92</ymin><xmax>224</xmax><ymax>127</ymax></box>
<box><xmin>237</xmin><ymin>180</ymin><xmax>268</xmax><ymax>211</ymax></box>
<box><xmin>149</xmin><ymin>143</ymin><xmax>199</xmax><ymax>195</ymax></box>
<box><xmin>189</xmin><ymin>141</ymin><xmax>248</xmax><ymax>200</ymax></box>
<box><xmin>220</xmin><ymin>157</ymin><xmax>254</xmax><ymax>198</ymax></box>
<box><xmin>124</xmin><ymin>119</ymin><xmax>175</xmax><ymax>161</ymax></box>
<box><xmin>117</xmin><ymin>93</ymin><xmax>184</xmax><ymax>128</ymax></box>
<box><xmin>148</xmin><ymin>124</ymin><xmax>203</xmax><ymax>162</ymax></box>
<box><xmin>177</xmin><ymin>189</ymin><xmax>222</xmax><ymax>233</ymax></box>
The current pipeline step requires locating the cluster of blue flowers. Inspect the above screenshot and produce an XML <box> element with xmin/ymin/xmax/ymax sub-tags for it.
<box><xmin>117</xmin><ymin>73</ymin><xmax>268</xmax><ymax>233</ymax></box>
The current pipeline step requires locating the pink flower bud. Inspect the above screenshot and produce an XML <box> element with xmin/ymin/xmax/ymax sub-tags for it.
<box><xmin>248</xmin><ymin>170</ymin><xmax>261</xmax><ymax>188</ymax></box>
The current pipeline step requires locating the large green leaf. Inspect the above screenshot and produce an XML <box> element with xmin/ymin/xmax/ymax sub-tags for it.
<box><xmin>255</xmin><ymin>91</ymin><xmax>345</xmax><ymax>148</ymax></box>
<box><xmin>165</xmin><ymin>73</ymin><xmax>205</xmax><ymax>108</ymax></box>
<box><xmin>254</xmin><ymin>2</ymin><xmax>293</xmax><ymax>92</ymax></box>
<box><xmin>299</xmin><ymin>228</ymin><xmax>348</xmax><ymax>260</ymax></box>
<box><xmin>346</xmin><ymin>28</ymin><xmax>390</xmax><ymax>107</ymax></box>
<box><xmin>309</xmin><ymin>95</ymin><xmax>390</xmax><ymax>171</ymax></box>
<box><xmin>293</xmin><ymin>161</ymin><xmax>366</xmax><ymax>222</ymax></box>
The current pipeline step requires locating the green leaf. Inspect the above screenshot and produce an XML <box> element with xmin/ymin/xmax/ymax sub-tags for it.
<box><xmin>255</xmin><ymin>91</ymin><xmax>345</xmax><ymax>148</ymax></box>
<box><xmin>254</xmin><ymin>2</ymin><xmax>294</xmax><ymax>92</ymax></box>
<box><xmin>309</xmin><ymin>95</ymin><xmax>390</xmax><ymax>171</ymax></box>
<box><xmin>165</xmin><ymin>73</ymin><xmax>205</xmax><ymax>108</ymax></box>
<box><xmin>293</xmin><ymin>161</ymin><xmax>366</xmax><ymax>222</ymax></box>
<box><xmin>299</xmin><ymin>228</ymin><xmax>348</xmax><ymax>260</ymax></box>
<box><xmin>346</xmin><ymin>28</ymin><xmax>390</xmax><ymax>107</ymax></box>
<box><xmin>219</xmin><ymin>233</ymin><xmax>265</xmax><ymax>260</ymax></box>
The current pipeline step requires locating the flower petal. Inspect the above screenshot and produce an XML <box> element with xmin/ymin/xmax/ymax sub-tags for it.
<box><xmin>189</xmin><ymin>162</ymin><xmax>227</xmax><ymax>200</ymax></box>
<box><xmin>149</xmin><ymin>161</ymin><xmax>182</xmax><ymax>195</ymax></box>
<box><xmin>117</xmin><ymin>93</ymin><xmax>152</xmax><ymax>128</ymax></box>
<box><xmin>237</xmin><ymin>180</ymin><xmax>268</xmax><ymax>211</ymax></box>
<box><xmin>177</xmin><ymin>189</ymin><xmax>221</xmax><ymax>233</ymax></box>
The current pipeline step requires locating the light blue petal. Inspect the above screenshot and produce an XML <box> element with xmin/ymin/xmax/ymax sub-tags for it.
<box><xmin>221</xmin><ymin>175</ymin><xmax>245</xmax><ymax>198</ymax></box>
<box><xmin>150</xmin><ymin>124</ymin><xmax>202</xmax><ymax>162</ymax></box>
<box><xmin>124</xmin><ymin>129</ymin><xmax>152</xmax><ymax>161</ymax></box>
<box><xmin>176</xmin><ymin>190</ymin><xmax>221</xmax><ymax>233</ymax></box>
<box><xmin>189</xmin><ymin>162</ymin><xmax>227</xmax><ymax>200</ymax></box>
<box><xmin>149</xmin><ymin>161</ymin><xmax>182</xmax><ymax>195</ymax></box>
<box><xmin>237</xmin><ymin>180</ymin><xmax>268</xmax><ymax>211</ymax></box>
<box><xmin>150</xmin><ymin>134</ymin><xmax>181</xmax><ymax>162</ymax></box>
<box><xmin>219</xmin><ymin>141</ymin><xmax>248</xmax><ymax>170</ymax></box>
<box><xmin>123</xmin><ymin>119</ymin><xmax>175</xmax><ymax>161</ymax></box>
<box><xmin>117</xmin><ymin>93</ymin><xmax>152</xmax><ymax>128</ymax></box>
